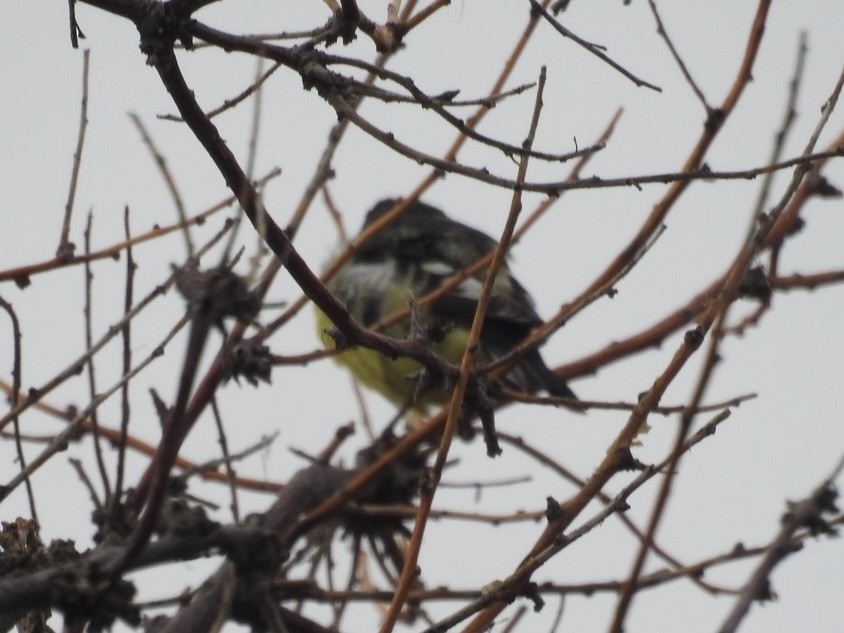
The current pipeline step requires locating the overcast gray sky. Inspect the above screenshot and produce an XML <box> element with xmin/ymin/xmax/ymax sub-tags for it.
<box><xmin>2</xmin><ymin>2</ymin><xmax>844</xmax><ymax>632</ymax></box>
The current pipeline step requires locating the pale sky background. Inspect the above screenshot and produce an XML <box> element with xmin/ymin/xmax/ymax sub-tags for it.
<box><xmin>2</xmin><ymin>1</ymin><xmax>844</xmax><ymax>632</ymax></box>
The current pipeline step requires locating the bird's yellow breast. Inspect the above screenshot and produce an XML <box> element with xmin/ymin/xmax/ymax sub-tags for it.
<box><xmin>315</xmin><ymin>305</ymin><xmax>481</xmax><ymax>413</ymax></box>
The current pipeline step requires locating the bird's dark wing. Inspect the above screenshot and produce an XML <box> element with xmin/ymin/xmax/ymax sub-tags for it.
<box><xmin>357</xmin><ymin>199</ymin><xmax>498</xmax><ymax>272</ymax></box>
<box><xmin>356</xmin><ymin>199</ymin><xmax>577</xmax><ymax>400</ymax></box>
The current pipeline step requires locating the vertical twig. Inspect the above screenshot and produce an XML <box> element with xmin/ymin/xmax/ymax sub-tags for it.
<box><xmin>647</xmin><ymin>0</ymin><xmax>710</xmax><ymax>110</ymax></box>
<box><xmin>244</xmin><ymin>57</ymin><xmax>269</xmax><ymax>281</ymax></box>
<box><xmin>111</xmin><ymin>307</ymin><xmax>215</xmax><ymax>573</ymax></box>
<box><xmin>379</xmin><ymin>66</ymin><xmax>549</xmax><ymax>633</ymax></box>
<box><xmin>58</xmin><ymin>49</ymin><xmax>90</xmax><ymax>260</ymax></box>
<box><xmin>755</xmin><ymin>31</ymin><xmax>809</xmax><ymax>280</ymax></box>
<box><xmin>129</xmin><ymin>113</ymin><xmax>194</xmax><ymax>258</ymax></box>
<box><xmin>209</xmin><ymin>397</ymin><xmax>240</xmax><ymax>523</ymax></box>
<box><xmin>83</xmin><ymin>213</ymin><xmax>112</xmax><ymax>498</ymax></box>
<box><xmin>113</xmin><ymin>206</ymin><xmax>135</xmax><ymax>515</ymax></box>
<box><xmin>721</xmin><ymin>33</ymin><xmax>808</xmax><ymax>335</ymax></box>
<box><xmin>0</xmin><ymin>296</ymin><xmax>37</xmax><ymax>520</ymax></box>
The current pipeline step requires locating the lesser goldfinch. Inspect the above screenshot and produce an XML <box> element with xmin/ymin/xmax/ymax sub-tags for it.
<box><xmin>315</xmin><ymin>199</ymin><xmax>576</xmax><ymax>413</ymax></box>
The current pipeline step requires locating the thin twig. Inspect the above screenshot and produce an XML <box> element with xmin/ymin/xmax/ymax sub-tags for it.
<box><xmin>69</xmin><ymin>457</ymin><xmax>103</xmax><ymax>511</ymax></box>
<box><xmin>379</xmin><ymin>65</ymin><xmax>550</xmax><ymax>633</ymax></box>
<box><xmin>83</xmin><ymin>212</ymin><xmax>112</xmax><ymax>498</ymax></box>
<box><xmin>530</xmin><ymin>0</ymin><xmax>661</xmax><ymax>92</ymax></box>
<box><xmin>718</xmin><ymin>463</ymin><xmax>843</xmax><ymax>633</ymax></box>
<box><xmin>647</xmin><ymin>0</ymin><xmax>709</xmax><ymax>109</ymax></box>
<box><xmin>499</xmin><ymin>389</ymin><xmax>756</xmax><ymax>415</ymax></box>
<box><xmin>159</xmin><ymin>61</ymin><xmax>282</xmax><ymax>122</ymax></box>
<box><xmin>210</xmin><ymin>397</ymin><xmax>240</xmax><ymax>523</ymax></box>
<box><xmin>113</xmin><ymin>206</ymin><xmax>135</xmax><ymax>520</ymax></box>
<box><xmin>0</xmin><ymin>169</ymin><xmax>263</xmax><ymax>284</ymax></box>
<box><xmin>0</xmin><ymin>296</ymin><xmax>37</xmax><ymax>520</ymax></box>
<box><xmin>111</xmin><ymin>298</ymin><xmax>216</xmax><ymax>573</ymax></box>
<box><xmin>129</xmin><ymin>112</ymin><xmax>194</xmax><ymax>257</ymax></box>
<box><xmin>58</xmin><ymin>49</ymin><xmax>90</xmax><ymax>260</ymax></box>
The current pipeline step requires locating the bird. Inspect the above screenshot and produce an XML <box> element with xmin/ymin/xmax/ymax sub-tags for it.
<box><xmin>315</xmin><ymin>198</ymin><xmax>576</xmax><ymax>415</ymax></box>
